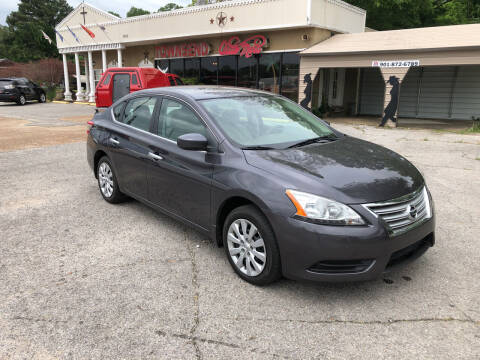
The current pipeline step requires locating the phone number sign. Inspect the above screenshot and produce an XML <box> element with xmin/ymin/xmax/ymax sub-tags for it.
<box><xmin>372</xmin><ymin>60</ymin><xmax>420</xmax><ymax>68</ymax></box>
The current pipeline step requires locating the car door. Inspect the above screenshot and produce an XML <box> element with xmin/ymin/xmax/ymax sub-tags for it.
<box><xmin>96</xmin><ymin>73</ymin><xmax>112</xmax><ymax>107</ymax></box>
<box><xmin>112</xmin><ymin>73</ymin><xmax>131</xmax><ymax>103</ymax></box>
<box><xmin>108</xmin><ymin>96</ymin><xmax>160</xmax><ymax>200</ymax></box>
<box><xmin>146</xmin><ymin>97</ymin><xmax>215</xmax><ymax>230</ymax></box>
<box><xmin>19</xmin><ymin>78</ymin><xmax>35</xmax><ymax>99</ymax></box>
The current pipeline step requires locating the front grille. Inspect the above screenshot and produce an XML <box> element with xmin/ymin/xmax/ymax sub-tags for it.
<box><xmin>364</xmin><ymin>187</ymin><xmax>432</xmax><ymax>236</ymax></box>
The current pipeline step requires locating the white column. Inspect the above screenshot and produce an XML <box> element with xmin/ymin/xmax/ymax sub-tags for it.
<box><xmin>88</xmin><ymin>51</ymin><xmax>95</xmax><ymax>103</ymax></box>
<box><xmin>62</xmin><ymin>53</ymin><xmax>72</xmax><ymax>101</ymax></box>
<box><xmin>117</xmin><ymin>49</ymin><xmax>123</xmax><ymax>68</ymax></box>
<box><xmin>74</xmin><ymin>53</ymin><xmax>84</xmax><ymax>102</ymax></box>
<box><xmin>101</xmin><ymin>49</ymin><xmax>107</xmax><ymax>73</ymax></box>
<box><xmin>84</xmin><ymin>57</ymin><xmax>90</xmax><ymax>98</ymax></box>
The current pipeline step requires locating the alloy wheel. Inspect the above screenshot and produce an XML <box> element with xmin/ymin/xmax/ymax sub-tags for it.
<box><xmin>98</xmin><ymin>162</ymin><xmax>114</xmax><ymax>198</ymax></box>
<box><xmin>40</xmin><ymin>93</ymin><xmax>46</xmax><ymax>102</ymax></box>
<box><xmin>19</xmin><ymin>96</ymin><xmax>26</xmax><ymax>105</ymax></box>
<box><xmin>227</xmin><ymin>219</ymin><xmax>266</xmax><ymax>277</ymax></box>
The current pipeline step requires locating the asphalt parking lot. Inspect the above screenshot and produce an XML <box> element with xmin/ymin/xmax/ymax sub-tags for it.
<box><xmin>0</xmin><ymin>102</ymin><xmax>479</xmax><ymax>359</ymax></box>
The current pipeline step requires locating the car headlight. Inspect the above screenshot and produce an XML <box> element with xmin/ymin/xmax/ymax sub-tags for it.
<box><xmin>4</xmin><ymin>84</ymin><xmax>14</xmax><ymax>89</ymax></box>
<box><xmin>286</xmin><ymin>190</ymin><xmax>365</xmax><ymax>226</ymax></box>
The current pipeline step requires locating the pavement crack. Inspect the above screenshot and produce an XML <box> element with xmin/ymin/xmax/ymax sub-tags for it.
<box><xmin>225</xmin><ymin>316</ymin><xmax>479</xmax><ymax>326</ymax></box>
<box><xmin>186</xmin><ymin>227</ymin><xmax>202</xmax><ymax>360</ymax></box>
<box><xmin>11</xmin><ymin>316</ymin><xmax>68</xmax><ymax>324</ymax></box>
<box><xmin>154</xmin><ymin>330</ymin><xmax>291</xmax><ymax>359</ymax></box>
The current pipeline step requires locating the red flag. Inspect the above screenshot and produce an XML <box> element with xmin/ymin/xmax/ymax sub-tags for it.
<box><xmin>80</xmin><ymin>24</ymin><xmax>95</xmax><ymax>38</ymax></box>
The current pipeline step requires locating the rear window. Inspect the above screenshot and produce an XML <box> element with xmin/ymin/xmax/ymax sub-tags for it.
<box><xmin>0</xmin><ymin>80</ymin><xmax>13</xmax><ymax>87</ymax></box>
<box><xmin>175</xmin><ymin>78</ymin><xmax>184</xmax><ymax>85</ymax></box>
<box><xmin>168</xmin><ymin>77</ymin><xmax>176</xmax><ymax>86</ymax></box>
<box><xmin>102</xmin><ymin>74</ymin><xmax>111</xmax><ymax>86</ymax></box>
<box><xmin>132</xmin><ymin>73</ymin><xmax>138</xmax><ymax>85</ymax></box>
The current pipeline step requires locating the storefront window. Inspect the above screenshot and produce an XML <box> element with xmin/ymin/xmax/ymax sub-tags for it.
<box><xmin>200</xmin><ymin>57</ymin><xmax>218</xmax><ymax>85</ymax></box>
<box><xmin>155</xmin><ymin>59</ymin><xmax>169</xmax><ymax>72</ymax></box>
<box><xmin>218</xmin><ymin>55</ymin><xmax>236</xmax><ymax>86</ymax></box>
<box><xmin>281</xmin><ymin>52</ymin><xmax>300</xmax><ymax>102</ymax></box>
<box><xmin>259</xmin><ymin>53</ymin><xmax>281</xmax><ymax>94</ymax></box>
<box><xmin>238</xmin><ymin>56</ymin><xmax>257</xmax><ymax>89</ymax></box>
<box><xmin>184</xmin><ymin>58</ymin><xmax>200</xmax><ymax>85</ymax></box>
<box><xmin>154</xmin><ymin>52</ymin><xmax>299</xmax><ymax>101</ymax></box>
<box><xmin>169</xmin><ymin>59</ymin><xmax>184</xmax><ymax>77</ymax></box>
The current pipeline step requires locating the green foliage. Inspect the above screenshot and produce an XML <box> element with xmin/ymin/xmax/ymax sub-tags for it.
<box><xmin>108</xmin><ymin>11</ymin><xmax>121</xmax><ymax>18</ymax></box>
<box><xmin>4</xmin><ymin>0</ymin><xmax>73</xmax><ymax>62</ymax></box>
<box><xmin>126</xmin><ymin>7</ymin><xmax>151</xmax><ymax>17</ymax></box>
<box><xmin>158</xmin><ymin>3</ymin><xmax>183</xmax><ymax>12</ymax></box>
<box><xmin>346</xmin><ymin>0</ymin><xmax>480</xmax><ymax>30</ymax></box>
<box><xmin>46</xmin><ymin>86</ymin><xmax>58</xmax><ymax>101</ymax></box>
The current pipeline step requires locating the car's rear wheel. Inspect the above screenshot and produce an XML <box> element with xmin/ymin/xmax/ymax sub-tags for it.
<box><xmin>17</xmin><ymin>95</ymin><xmax>26</xmax><ymax>105</ymax></box>
<box><xmin>223</xmin><ymin>205</ymin><xmax>281</xmax><ymax>285</ymax></box>
<box><xmin>97</xmin><ymin>156</ymin><xmax>126</xmax><ymax>204</ymax></box>
<box><xmin>39</xmin><ymin>93</ymin><xmax>46</xmax><ymax>103</ymax></box>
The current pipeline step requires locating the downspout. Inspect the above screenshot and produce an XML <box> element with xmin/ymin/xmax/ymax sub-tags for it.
<box><xmin>307</xmin><ymin>0</ymin><xmax>312</xmax><ymax>25</ymax></box>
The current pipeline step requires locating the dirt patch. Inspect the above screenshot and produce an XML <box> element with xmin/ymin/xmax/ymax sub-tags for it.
<box><xmin>0</xmin><ymin>116</ymin><xmax>88</xmax><ymax>151</ymax></box>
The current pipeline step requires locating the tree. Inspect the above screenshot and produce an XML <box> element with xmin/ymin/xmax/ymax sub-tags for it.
<box><xmin>108</xmin><ymin>11</ymin><xmax>121</xmax><ymax>18</ymax></box>
<box><xmin>434</xmin><ymin>0</ymin><xmax>480</xmax><ymax>25</ymax></box>
<box><xmin>126</xmin><ymin>7</ymin><xmax>151</xmax><ymax>17</ymax></box>
<box><xmin>5</xmin><ymin>0</ymin><xmax>73</xmax><ymax>62</ymax></box>
<box><xmin>158</xmin><ymin>3</ymin><xmax>183</xmax><ymax>12</ymax></box>
<box><xmin>346</xmin><ymin>0</ymin><xmax>436</xmax><ymax>30</ymax></box>
<box><xmin>345</xmin><ymin>0</ymin><xmax>480</xmax><ymax>30</ymax></box>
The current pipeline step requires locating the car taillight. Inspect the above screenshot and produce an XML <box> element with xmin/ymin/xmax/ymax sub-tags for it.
<box><xmin>87</xmin><ymin>120</ymin><xmax>94</xmax><ymax>134</ymax></box>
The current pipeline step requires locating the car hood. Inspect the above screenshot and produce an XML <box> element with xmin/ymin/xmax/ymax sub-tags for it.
<box><xmin>243</xmin><ymin>136</ymin><xmax>424</xmax><ymax>204</ymax></box>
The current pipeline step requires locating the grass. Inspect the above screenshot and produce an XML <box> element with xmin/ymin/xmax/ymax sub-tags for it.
<box><xmin>423</xmin><ymin>138</ymin><xmax>429</xmax><ymax>141</ymax></box>
<box><xmin>476</xmin><ymin>157</ymin><xmax>480</xmax><ymax>161</ymax></box>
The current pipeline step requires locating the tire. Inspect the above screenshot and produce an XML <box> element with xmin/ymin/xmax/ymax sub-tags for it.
<box><xmin>17</xmin><ymin>95</ymin><xmax>26</xmax><ymax>105</ymax></box>
<box><xmin>38</xmin><ymin>92</ymin><xmax>46</xmax><ymax>103</ymax></box>
<box><xmin>223</xmin><ymin>205</ymin><xmax>282</xmax><ymax>286</ymax></box>
<box><xmin>96</xmin><ymin>156</ymin><xmax>126</xmax><ymax>204</ymax></box>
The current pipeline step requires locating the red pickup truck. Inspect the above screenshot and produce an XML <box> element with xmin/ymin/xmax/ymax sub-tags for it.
<box><xmin>95</xmin><ymin>67</ymin><xmax>183</xmax><ymax>107</ymax></box>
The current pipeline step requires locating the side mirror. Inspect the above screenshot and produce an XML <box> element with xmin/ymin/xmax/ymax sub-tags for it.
<box><xmin>177</xmin><ymin>133</ymin><xmax>208</xmax><ymax>151</ymax></box>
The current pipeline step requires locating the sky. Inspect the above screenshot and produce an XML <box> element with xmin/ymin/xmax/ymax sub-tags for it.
<box><xmin>0</xmin><ymin>0</ymin><xmax>193</xmax><ymax>25</ymax></box>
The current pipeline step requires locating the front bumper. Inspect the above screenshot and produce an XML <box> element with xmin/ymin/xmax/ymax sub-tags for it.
<box><xmin>271</xmin><ymin>209</ymin><xmax>435</xmax><ymax>282</ymax></box>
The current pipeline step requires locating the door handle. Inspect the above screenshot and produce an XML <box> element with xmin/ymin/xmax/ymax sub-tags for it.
<box><xmin>148</xmin><ymin>152</ymin><xmax>163</xmax><ymax>161</ymax></box>
<box><xmin>109</xmin><ymin>137</ymin><xmax>119</xmax><ymax>145</ymax></box>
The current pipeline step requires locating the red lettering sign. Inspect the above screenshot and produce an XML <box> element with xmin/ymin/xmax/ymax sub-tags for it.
<box><xmin>155</xmin><ymin>42</ymin><xmax>211</xmax><ymax>59</ymax></box>
<box><xmin>219</xmin><ymin>35</ymin><xmax>267</xmax><ymax>58</ymax></box>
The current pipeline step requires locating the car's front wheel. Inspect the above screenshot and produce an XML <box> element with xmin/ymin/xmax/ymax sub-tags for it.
<box><xmin>97</xmin><ymin>156</ymin><xmax>126</xmax><ymax>204</ymax></box>
<box><xmin>38</xmin><ymin>93</ymin><xmax>46</xmax><ymax>103</ymax></box>
<box><xmin>17</xmin><ymin>95</ymin><xmax>26</xmax><ymax>105</ymax></box>
<box><xmin>223</xmin><ymin>205</ymin><xmax>282</xmax><ymax>285</ymax></box>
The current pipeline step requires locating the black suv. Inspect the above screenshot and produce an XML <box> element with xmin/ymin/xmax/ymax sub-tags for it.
<box><xmin>0</xmin><ymin>78</ymin><xmax>46</xmax><ymax>105</ymax></box>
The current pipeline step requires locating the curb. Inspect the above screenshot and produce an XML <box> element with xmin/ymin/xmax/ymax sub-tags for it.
<box><xmin>52</xmin><ymin>101</ymin><xmax>96</xmax><ymax>106</ymax></box>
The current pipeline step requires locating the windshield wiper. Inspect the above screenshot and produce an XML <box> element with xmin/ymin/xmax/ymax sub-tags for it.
<box><xmin>287</xmin><ymin>134</ymin><xmax>338</xmax><ymax>149</ymax></box>
<box><xmin>241</xmin><ymin>146</ymin><xmax>276</xmax><ymax>151</ymax></box>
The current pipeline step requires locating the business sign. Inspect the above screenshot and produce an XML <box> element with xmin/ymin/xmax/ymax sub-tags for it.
<box><xmin>219</xmin><ymin>35</ymin><xmax>267</xmax><ymax>58</ymax></box>
<box><xmin>155</xmin><ymin>42</ymin><xmax>211</xmax><ymax>59</ymax></box>
<box><xmin>372</xmin><ymin>60</ymin><xmax>420</xmax><ymax>68</ymax></box>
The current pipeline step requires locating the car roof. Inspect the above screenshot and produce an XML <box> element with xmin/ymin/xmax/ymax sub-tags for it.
<box><xmin>138</xmin><ymin>86</ymin><xmax>277</xmax><ymax>101</ymax></box>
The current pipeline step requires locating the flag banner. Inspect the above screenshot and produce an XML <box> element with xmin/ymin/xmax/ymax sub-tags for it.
<box><xmin>41</xmin><ymin>30</ymin><xmax>52</xmax><ymax>44</ymax></box>
<box><xmin>67</xmin><ymin>26</ymin><xmax>80</xmax><ymax>43</ymax></box>
<box><xmin>80</xmin><ymin>24</ymin><xmax>95</xmax><ymax>38</ymax></box>
<box><xmin>55</xmin><ymin>29</ymin><xmax>64</xmax><ymax>42</ymax></box>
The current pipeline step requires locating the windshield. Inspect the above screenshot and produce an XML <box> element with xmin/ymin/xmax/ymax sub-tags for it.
<box><xmin>199</xmin><ymin>95</ymin><xmax>335</xmax><ymax>148</ymax></box>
